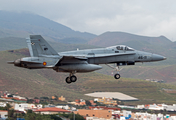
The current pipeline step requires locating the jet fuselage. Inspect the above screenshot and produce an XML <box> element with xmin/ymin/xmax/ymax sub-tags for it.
<box><xmin>8</xmin><ymin>35</ymin><xmax>166</xmax><ymax>83</ymax></box>
<box><xmin>59</xmin><ymin>45</ymin><xmax>166</xmax><ymax>65</ymax></box>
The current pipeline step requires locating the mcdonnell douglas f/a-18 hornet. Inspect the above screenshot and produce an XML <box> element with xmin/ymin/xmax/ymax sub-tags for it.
<box><xmin>8</xmin><ymin>35</ymin><xmax>166</xmax><ymax>84</ymax></box>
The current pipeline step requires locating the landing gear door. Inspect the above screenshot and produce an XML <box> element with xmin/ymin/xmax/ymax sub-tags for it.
<box><xmin>87</xmin><ymin>50</ymin><xmax>95</xmax><ymax>64</ymax></box>
<box><xmin>124</xmin><ymin>46</ymin><xmax>127</xmax><ymax>52</ymax></box>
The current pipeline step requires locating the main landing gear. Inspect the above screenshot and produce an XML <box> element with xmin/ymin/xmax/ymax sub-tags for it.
<box><xmin>106</xmin><ymin>64</ymin><xmax>123</xmax><ymax>79</ymax></box>
<box><xmin>65</xmin><ymin>73</ymin><xmax>77</xmax><ymax>84</ymax></box>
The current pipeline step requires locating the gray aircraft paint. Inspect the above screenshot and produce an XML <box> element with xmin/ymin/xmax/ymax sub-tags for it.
<box><xmin>8</xmin><ymin>35</ymin><xmax>166</xmax><ymax>84</ymax></box>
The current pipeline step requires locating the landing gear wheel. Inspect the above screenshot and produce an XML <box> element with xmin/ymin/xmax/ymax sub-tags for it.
<box><xmin>114</xmin><ymin>73</ymin><xmax>120</xmax><ymax>79</ymax></box>
<box><xmin>70</xmin><ymin>75</ymin><xmax>77</xmax><ymax>82</ymax></box>
<box><xmin>65</xmin><ymin>77</ymin><xmax>72</xmax><ymax>84</ymax></box>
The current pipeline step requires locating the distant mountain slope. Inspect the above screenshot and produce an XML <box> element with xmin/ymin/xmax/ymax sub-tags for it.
<box><xmin>0</xmin><ymin>36</ymin><xmax>98</xmax><ymax>51</ymax></box>
<box><xmin>0</xmin><ymin>37</ymin><xmax>27</xmax><ymax>51</ymax></box>
<box><xmin>97</xmin><ymin>64</ymin><xmax>176</xmax><ymax>84</ymax></box>
<box><xmin>2</xmin><ymin>49</ymin><xmax>176</xmax><ymax>104</ymax></box>
<box><xmin>88</xmin><ymin>31</ymin><xmax>176</xmax><ymax>64</ymax></box>
<box><xmin>0</xmin><ymin>11</ymin><xmax>97</xmax><ymax>44</ymax></box>
<box><xmin>88</xmin><ymin>32</ymin><xmax>171</xmax><ymax>48</ymax></box>
<box><xmin>89</xmin><ymin>32</ymin><xmax>176</xmax><ymax>81</ymax></box>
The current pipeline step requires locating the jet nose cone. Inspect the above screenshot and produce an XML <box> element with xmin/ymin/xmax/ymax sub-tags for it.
<box><xmin>152</xmin><ymin>54</ymin><xmax>167</xmax><ymax>61</ymax></box>
<box><xmin>163</xmin><ymin>57</ymin><xmax>167</xmax><ymax>60</ymax></box>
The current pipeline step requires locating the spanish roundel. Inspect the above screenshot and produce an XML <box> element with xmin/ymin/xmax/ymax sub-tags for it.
<box><xmin>43</xmin><ymin>62</ymin><xmax>47</xmax><ymax>66</ymax></box>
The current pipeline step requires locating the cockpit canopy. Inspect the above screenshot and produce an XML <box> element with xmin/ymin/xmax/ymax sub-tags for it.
<box><xmin>116</xmin><ymin>45</ymin><xmax>134</xmax><ymax>51</ymax></box>
<box><xmin>107</xmin><ymin>45</ymin><xmax>134</xmax><ymax>51</ymax></box>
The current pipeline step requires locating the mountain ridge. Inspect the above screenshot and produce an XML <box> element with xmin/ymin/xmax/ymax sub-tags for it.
<box><xmin>88</xmin><ymin>31</ymin><xmax>172</xmax><ymax>47</ymax></box>
<box><xmin>0</xmin><ymin>10</ymin><xmax>97</xmax><ymax>43</ymax></box>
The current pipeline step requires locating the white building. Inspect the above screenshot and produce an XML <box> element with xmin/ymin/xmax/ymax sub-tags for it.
<box><xmin>136</xmin><ymin>105</ymin><xmax>145</xmax><ymax>109</ymax></box>
<box><xmin>56</xmin><ymin>105</ymin><xmax>76</xmax><ymax>111</ymax></box>
<box><xmin>148</xmin><ymin>104</ymin><xmax>164</xmax><ymax>110</ymax></box>
<box><xmin>86</xmin><ymin>117</ymin><xmax>111</xmax><ymax>120</ymax></box>
<box><xmin>0</xmin><ymin>102</ymin><xmax>6</xmax><ymax>107</ymax></box>
<box><xmin>94</xmin><ymin>98</ymin><xmax>99</xmax><ymax>102</ymax></box>
<box><xmin>56</xmin><ymin>105</ymin><xmax>70</xmax><ymax>110</ymax></box>
<box><xmin>12</xmin><ymin>95</ymin><xmax>26</xmax><ymax>100</ymax></box>
<box><xmin>164</xmin><ymin>105</ymin><xmax>176</xmax><ymax>111</ymax></box>
<box><xmin>14</xmin><ymin>103</ymin><xmax>42</xmax><ymax>112</ymax></box>
<box><xmin>0</xmin><ymin>110</ymin><xmax>7</xmax><ymax>120</ymax></box>
<box><xmin>118</xmin><ymin>105</ymin><xmax>135</xmax><ymax>109</ymax></box>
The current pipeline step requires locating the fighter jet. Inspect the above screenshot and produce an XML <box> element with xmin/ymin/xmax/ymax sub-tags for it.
<box><xmin>8</xmin><ymin>35</ymin><xmax>166</xmax><ymax>84</ymax></box>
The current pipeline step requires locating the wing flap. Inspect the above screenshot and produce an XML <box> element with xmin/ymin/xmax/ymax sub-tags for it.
<box><xmin>64</xmin><ymin>55</ymin><xmax>87</xmax><ymax>60</ymax></box>
<box><xmin>56</xmin><ymin>56</ymin><xmax>87</xmax><ymax>66</ymax></box>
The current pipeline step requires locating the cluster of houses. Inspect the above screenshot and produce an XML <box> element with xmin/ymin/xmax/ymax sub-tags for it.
<box><xmin>1</xmin><ymin>102</ymin><xmax>176</xmax><ymax>120</ymax></box>
<box><xmin>68</xmin><ymin>97</ymin><xmax>117</xmax><ymax>106</ymax></box>
<box><xmin>1</xmin><ymin>92</ymin><xmax>176</xmax><ymax>120</ymax></box>
<box><xmin>0</xmin><ymin>92</ymin><xmax>27</xmax><ymax>103</ymax></box>
<box><xmin>145</xmin><ymin>79</ymin><xmax>165</xmax><ymax>83</ymax></box>
<box><xmin>120</xmin><ymin>103</ymin><xmax>176</xmax><ymax>111</ymax></box>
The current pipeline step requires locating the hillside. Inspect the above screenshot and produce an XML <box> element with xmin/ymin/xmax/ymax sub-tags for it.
<box><xmin>0</xmin><ymin>37</ymin><xmax>98</xmax><ymax>52</ymax></box>
<box><xmin>88</xmin><ymin>31</ymin><xmax>176</xmax><ymax>65</ymax></box>
<box><xmin>0</xmin><ymin>11</ymin><xmax>97</xmax><ymax>44</ymax></box>
<box><xmin>88</xmin><ymin>32</ymin><xmax>171</xmax><ymax>48</ymax></box>
<box><xmin>88</xmin><ymin>32</ymin><xmax>176</xmax><ymax>82</ymax></box>
<box><xmin>1</xmin><ymin>49</ymin><xmax>176</xmax><ymax>104</ymax></box>
<box><xmin>1</xmin><ymin>32</ymin><xmax>175</xmax><ymax>64</ymax></box>
<box><xmin>97</xmin><ymin>64</ymin><xmax>176</xmax><ymax>84</ymax></box>
<box><xmin>0</xmin><ymin>37</ymin><xmax>27</xmax><ymax>51</ymax></box>
<box><xmin>0</xmin><ymin>10</ymin><xmax>176</xmax><ymax>105</ymax></box>
<box><xmin>0</xmin><ymin>11</ymin><xmax>175</xmax><ymax>65</ymax></box>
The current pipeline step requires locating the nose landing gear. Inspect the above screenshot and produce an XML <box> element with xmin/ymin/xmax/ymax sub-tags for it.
<box><xmin>114</xmin><ymin>73</ymin><xmax>120</xmax><ymax>79</ymax></box>
<box><xmin>114</xmin><ymin>66</ymin><xmax>122</xmax><ymax>79</ymax></box>
<box><xmin>106</xmin><ymin>64</ymin><xmax>123</xmax><ymax>79</ymax></box>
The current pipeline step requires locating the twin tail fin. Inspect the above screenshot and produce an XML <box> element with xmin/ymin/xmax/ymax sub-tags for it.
<box><xmin>26</xmin><ymin>35</ymin><xmax>58</xmax><ymax>57</ymax></box>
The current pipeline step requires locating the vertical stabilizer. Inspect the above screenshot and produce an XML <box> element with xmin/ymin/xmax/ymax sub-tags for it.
<box><xmin>26</xmin><ymin>35</ymin><xmax>58</xmax><ymax>57</ymax></box>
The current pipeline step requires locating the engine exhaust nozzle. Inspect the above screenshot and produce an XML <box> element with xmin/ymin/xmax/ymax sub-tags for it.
<box><xmin>14</xmin><ymin>59</ymin><xmax>21</xmax><ymax>67</ymax></box>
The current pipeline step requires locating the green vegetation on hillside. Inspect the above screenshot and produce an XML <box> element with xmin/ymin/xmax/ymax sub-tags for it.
<box><xmin>89</xmin><ymin>31</ymin><xmax>176</xmax><ymax>66</ymax></box>
<box><xmin>0</xmin><ymin>36</ymin><xmax>98</xmax><ymax>52</ymax></box>
<box><xmin>97</xmin><ymin>64</ymin><xmax>176</xmax><ymax>84</ymax></box>
<box><xmin>1</xmin><ymin>49</ymin><xmax>176</xmax><ymax>105</ymax></box>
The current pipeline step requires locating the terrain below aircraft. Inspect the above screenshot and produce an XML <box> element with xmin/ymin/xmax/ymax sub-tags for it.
<box><xmin>8</xmin><ymin>35</ymin><xmax>166</xmax><ymax>84</ymax></box>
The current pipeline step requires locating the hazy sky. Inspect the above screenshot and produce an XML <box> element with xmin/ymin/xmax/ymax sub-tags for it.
<box><xmin>1</xmin><ymin>0</ymin><xmax>176</xmax><ymax>41</ymax></box>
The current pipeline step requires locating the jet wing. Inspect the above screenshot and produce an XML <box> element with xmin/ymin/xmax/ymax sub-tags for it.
<box><xmin>61</xmin><ymin>55</ymin><xmax>87</xmax><ymax>60</ymax></box>
<box><xmin>56</xmin><ymin>56</ymin><xmax>88</xmax><ymax>66</ymax></box>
